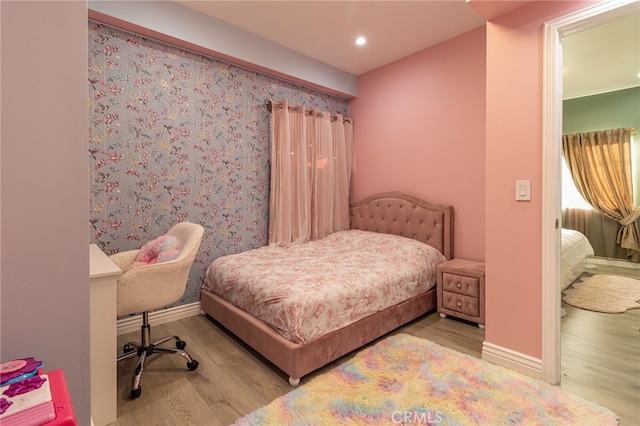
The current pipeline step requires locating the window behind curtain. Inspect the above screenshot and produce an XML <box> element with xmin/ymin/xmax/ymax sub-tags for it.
<box><xmin>562</xmin><ymin>133</ymin><xmax>639</xmax><ymax>209</ymax></box>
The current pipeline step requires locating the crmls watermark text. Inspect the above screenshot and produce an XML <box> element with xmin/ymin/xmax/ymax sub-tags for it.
<box><xmin>391</xmin><ymin>411</ymin><xmax>444</xmax><ymax>424</ymax></box>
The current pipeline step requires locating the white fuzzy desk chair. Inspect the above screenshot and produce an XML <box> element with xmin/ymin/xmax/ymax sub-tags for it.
<box><xmin>109</xmin><ymin>221</ymin><xmax>204</xmax><ymax>399</ymax></box>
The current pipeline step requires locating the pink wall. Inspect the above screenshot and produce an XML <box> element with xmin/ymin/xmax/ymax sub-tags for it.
<box><xmin>352</xmin><ymin>0</ymin><xmax>596</xmax><ymax>362</ymax></box>
<box><xmin>350</xmin><ymin>27</ymin><xmax>487</xmax><ymax>261</ymax></box>
<box><xmin>484</xmin><ymin>1</ymin><xmax>594</xmax><ymax>358</ymax></box>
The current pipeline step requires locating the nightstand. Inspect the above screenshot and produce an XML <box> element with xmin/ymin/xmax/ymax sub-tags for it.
<box><xmin>436</xmin><ymin>259</ymin><xmax>485</xmax><ymax>328</ymax></box>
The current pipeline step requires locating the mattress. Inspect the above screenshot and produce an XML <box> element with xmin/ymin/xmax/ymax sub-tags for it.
<box><xmin>561</xmin><ymin>228</ymin><xmax>594</xmax><ymax>290</ymax></box>
<box><xmin>203</xmin><ymin>229</ymin><xmax>447</xmax><ymax>344</ymax></box>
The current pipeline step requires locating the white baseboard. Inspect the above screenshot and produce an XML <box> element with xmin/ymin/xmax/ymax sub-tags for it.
<box><xmin>588</xmin><ymin>256</ymin><xmax>640</xmax><ymax>270</ymax></box>
<box><xmin>117</xmin><ymin>302</ymin><xmax>202</xmax><ymax>335</ymax></box>
<box><xmin>482</xmin><ymin>341</ymin><xmax>542</xmax><ymax>380</ymax></box>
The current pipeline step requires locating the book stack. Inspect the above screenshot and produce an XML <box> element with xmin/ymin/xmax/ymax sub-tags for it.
<box><xmin>0</xmin><ymin>358</ymin><xmax>56</xmax><ymax>426</ymax></box>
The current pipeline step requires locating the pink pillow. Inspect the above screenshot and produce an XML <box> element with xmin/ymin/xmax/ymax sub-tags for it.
<box><xmin>130</xmin><ymin>235</ymin><xmax>181</xmax><ymax>269</ymax></box>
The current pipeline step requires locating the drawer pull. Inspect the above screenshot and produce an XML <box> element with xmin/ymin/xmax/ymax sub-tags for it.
<box><xmin>457</xmin><ymin>301</ymin><xmax>462</xmax><ymax>307</ymax></box>
<box><xmin>456</xmin><ymin>282</ymin><xmax>462</xmax><ymax>289</ymax></box>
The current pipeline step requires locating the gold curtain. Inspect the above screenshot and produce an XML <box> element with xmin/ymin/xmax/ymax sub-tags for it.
<box><xmin>268</xmin><ymin>100</ymin><xmax>353</xmax><ymax>246</ymax></box>
<box><xmin>562</xmin><ymin>128</ymin><xmax>640</xmax><ymax>262</ymax></box>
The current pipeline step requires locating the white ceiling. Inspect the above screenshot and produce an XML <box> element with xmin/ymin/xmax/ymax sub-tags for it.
<box><xmin>563</xmin><ymin>10</ymin><xmax>640</xmax><ymax>99</ymax></box>
<box><xmin>176</xmin><ymin>1</ymin><xmax>640</xmax><ymax>99</ymax></box>
<box><xmin>176</xmin><ymin>0</ymin><xmax>486</xmax><ymax>76</ymax></box>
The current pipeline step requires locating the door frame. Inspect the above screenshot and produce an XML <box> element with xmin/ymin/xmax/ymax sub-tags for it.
<box><xmin>541</xmin><ymin>0</ymin><xmax>640</xmax><ymax>384</ymax></box>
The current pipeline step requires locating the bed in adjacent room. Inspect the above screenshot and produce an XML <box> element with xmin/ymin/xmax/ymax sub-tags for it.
<box><xmin>561</xmin><ymin>228</ymin><xmax>595</xmax><ymax>290</ymax></box>
<box><xmin>201</xmin><ymin>191</ymin><xmax>454</xmax><ymax>385</ymax></box>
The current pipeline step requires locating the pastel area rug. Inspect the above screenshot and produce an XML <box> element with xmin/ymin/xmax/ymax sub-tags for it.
<box><xmin>562</xmin><ymin>274</ymin><xmax>640</xmax><ymax>314</ymax></box>
<box><xmin>234</xmin><ymin>334</ymin><xmax>617</xmax><ymax>425</ymax></box>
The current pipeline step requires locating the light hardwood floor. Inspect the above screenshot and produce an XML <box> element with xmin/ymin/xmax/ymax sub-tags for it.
<box><xmin>560</xmin><ymin>264</ymin><xmax>640</xmax><ymax>426</ymax></box>
<box><xmin>110</xmin><ymin>287</ymin><xmax>638</xmax><ymax>426</ymax></box>
<box><xmin>111</xmin><ymin>311</ymin><xmax>484</xmax><ymax>426</ymax></box>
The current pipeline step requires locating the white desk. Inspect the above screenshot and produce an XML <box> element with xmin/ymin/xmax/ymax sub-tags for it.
<box><xmin>89</xmin><ymin>244</ymin><xmax>121</xmax><ymax>426</ymax></box>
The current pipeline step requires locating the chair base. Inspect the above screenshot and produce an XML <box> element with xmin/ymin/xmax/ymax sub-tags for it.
<box><xmin>117</xmin><ymin>312</ymin><xmax>199</xmax><ymax>399</ymax></box>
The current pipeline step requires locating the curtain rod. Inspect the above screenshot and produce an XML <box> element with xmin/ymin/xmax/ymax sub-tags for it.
<box><xmin>266</xmin><ymin>100</ymin><xmax>352</xmax><ymax>123</ymax></box>
<box><xmin>564</xmin><ymin>127</ymin><xmax>636</xmax><ymax>137</ymax></box>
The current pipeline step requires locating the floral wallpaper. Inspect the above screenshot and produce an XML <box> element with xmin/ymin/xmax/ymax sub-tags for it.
<box><xmin>88</xmin><ymin>21</ymin><xmax>349</xmax><ymax>309</ymax></box>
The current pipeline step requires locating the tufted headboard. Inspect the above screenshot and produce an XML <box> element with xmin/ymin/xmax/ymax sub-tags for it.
<box><xmin>349</xmin><ymin>191</ymin><xmax>454</xmax><ymax>260</ymax></box>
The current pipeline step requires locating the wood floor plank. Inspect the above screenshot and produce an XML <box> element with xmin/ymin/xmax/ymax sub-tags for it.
<box><xmin>560</xmin><ymin>265</ymin><xmax>640</xmax><ymax>426</ymax></box>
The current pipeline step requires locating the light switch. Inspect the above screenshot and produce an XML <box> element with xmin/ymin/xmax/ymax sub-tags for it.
<box><xmin>515</xmin><ymin>180</ymin><xmax>531</xmax><ymax>201</ymax></box>
<box><xmin>519</xmin><ymin>185</ymin><xmax>527</xmax><ymax>196</ymax></box>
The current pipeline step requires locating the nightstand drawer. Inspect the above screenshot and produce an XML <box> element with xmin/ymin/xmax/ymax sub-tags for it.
<box><xmin>442</xmin><ymin>291</ymin><xmax>479</xmax><ymax>317</ymax></box>
<box><xmin>442</xmin><ymin>272</ymin><xmax>479</xmax><ymax>297</ymax></box>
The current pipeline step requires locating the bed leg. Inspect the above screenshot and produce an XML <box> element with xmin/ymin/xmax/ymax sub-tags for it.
<box><xmin>288</xmin><ymin>376</ymin><xmax>300</xmax><ymax>387</ymax></box>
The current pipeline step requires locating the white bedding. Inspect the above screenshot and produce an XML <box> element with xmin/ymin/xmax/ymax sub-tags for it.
<box><xmin>203</xmin><ymin>230</ymin><xmax>447</xmax><ymax>344</ymax></box>
<box><xmin>561</xmin><ymin>228</ymin><xmax>594</xmax><ymax>290</ymax></box>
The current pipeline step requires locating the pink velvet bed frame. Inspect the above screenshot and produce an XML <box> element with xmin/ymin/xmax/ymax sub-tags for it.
<box><xmin>200</xmin><ymin>191</ymin><xmax>454</xmax><ymax>385</ymax></box>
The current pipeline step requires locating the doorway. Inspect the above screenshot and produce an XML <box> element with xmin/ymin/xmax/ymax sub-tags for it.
<box><xmin>541</xmin><ymin>0</ymin><xmax>639</xmax><ymax>385</ymax></box>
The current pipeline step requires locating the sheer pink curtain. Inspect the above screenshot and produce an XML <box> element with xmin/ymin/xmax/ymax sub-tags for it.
<box><xmin>269</xmin><ymin>100</ymin><xmax>353</xmax><ymax>246</ymax></box>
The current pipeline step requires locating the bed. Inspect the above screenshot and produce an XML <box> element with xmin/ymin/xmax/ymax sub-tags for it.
<box><xmin>201</xmin><ymin>191</ymin><xmax>454</xmax><ymax>385</ymax></box>
<box><xmin>561</xmin><ymin>228</ymin><xmax>595</xmax><ymax>290</ymax></box>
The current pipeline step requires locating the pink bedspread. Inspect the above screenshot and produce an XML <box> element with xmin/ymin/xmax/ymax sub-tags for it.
<box><xmin>203</xmin><ymin>230</ymin><xmax>446</xmax><ymax>344</ymax></box>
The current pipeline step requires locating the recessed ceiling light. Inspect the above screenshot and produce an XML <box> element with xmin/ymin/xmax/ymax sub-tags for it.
<box><xmin>355</xmin><ymin>37</ymin><xmax>366</xmax><ymax>46</ymax></box>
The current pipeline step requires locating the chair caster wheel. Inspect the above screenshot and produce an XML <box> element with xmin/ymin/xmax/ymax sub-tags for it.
<box><xmin>176</xmin><ymin>340</ymin><xmax>186</xmax><ymax>350</ymax></box>
<box><xmin>187</xmin><ymin>360</ymin><xmax>199</xmax><ymax>371</ymax></box>
<box><xmin>123</xmin><ymin>344</ymin><xmax>135</xmax><ymax>354</ymax></box>
<box><xmin>131</xmin><ymin>386</ymin><xmax>142</xmax><ymax>399</ymax></box>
